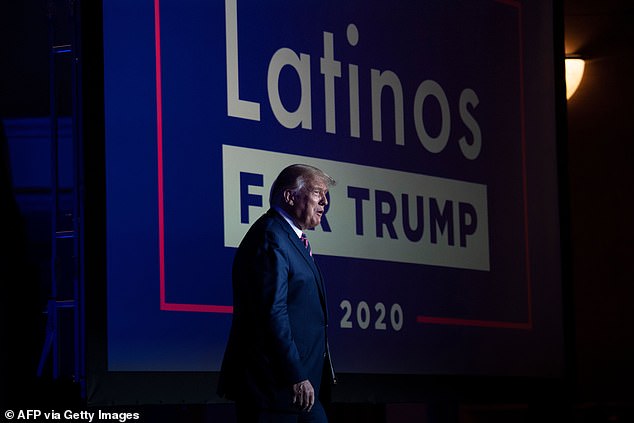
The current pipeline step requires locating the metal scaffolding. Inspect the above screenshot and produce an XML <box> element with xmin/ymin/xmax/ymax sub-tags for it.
<box><xmin>37</xmin><ymin>0</ymin><xmax>85</xmax><ymax>397</ymax></box>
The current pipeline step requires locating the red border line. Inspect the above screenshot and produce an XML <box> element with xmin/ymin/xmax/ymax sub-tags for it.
<box><xmin>416</xmin><ymin>316</ymin><xmax>531</xmax><ymax>330</ymax></box>
<box><xmin>154</xmin><ymin>0</ymin><xmax>233</xmax><ymax>314</ymax></box>
<box><xmin>416</xmin><ymin>0</ymin><xmax>532</xmax><ymax>330</ymax></box>
<box><xmin>162</xmin><ymin>303</ymin><xmax>234</xmax><ymax>314</ymax></box>
<box><xmin>155</xmin><ymin>0</ymin><xmax>166</xmax><ymax>310</ymax></box>
<box><xmin>517</xmin><ymin>0</ymin><xmax>533</xmax><ymax>330</ymax></box>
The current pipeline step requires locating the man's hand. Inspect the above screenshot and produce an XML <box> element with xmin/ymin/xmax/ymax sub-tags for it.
<box><xmin>292</xmin><ymin>379</ymin><xmax>315</xmax><ymax>412</ymax></box>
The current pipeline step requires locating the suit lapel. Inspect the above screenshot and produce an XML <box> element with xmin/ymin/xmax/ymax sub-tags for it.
<box><xmin>269</xmin><ymin>210</ymin><xmax>328</xmax><ymax>316</ymax></box>
<box><xmin>286</xmin><ymin>231</ymin><xmax>325</xmax><ymax>293</ymax></box>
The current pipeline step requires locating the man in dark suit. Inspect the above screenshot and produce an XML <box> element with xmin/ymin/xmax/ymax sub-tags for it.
<box><xmin>218</xmin><ymin>164</ymin><xmax>336</xmax><ymax>422</ymax></box>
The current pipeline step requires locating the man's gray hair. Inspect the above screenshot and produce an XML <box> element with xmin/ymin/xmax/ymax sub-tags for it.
<box><xmin>270</xmin><ymin>164</ymin><xmax>336</xmax><ymax>206</ymax></box>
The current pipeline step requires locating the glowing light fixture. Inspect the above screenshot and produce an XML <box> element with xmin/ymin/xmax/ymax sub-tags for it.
<box><xmin>565</xmin><ymin>57</ymin><xmax>585</xmax><ymax>100</ymax></box>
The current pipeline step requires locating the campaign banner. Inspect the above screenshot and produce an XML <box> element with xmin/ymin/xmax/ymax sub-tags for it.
<box><xmin>103</xmin><ymin>0</ymin><xmax>562</xmax><ymax>378</ymax></box>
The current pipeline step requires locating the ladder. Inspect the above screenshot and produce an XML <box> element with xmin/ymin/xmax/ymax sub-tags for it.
<box><xmin>37</xmin><ymin>0</ymin><xmax>85</xmax><ymax>396</ymax></box>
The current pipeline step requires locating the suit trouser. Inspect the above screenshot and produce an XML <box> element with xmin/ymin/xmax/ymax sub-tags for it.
<box><xmin>235</xmin><ymin>400</ymin><xmax>328</xmax><ymax>423</ymax></box>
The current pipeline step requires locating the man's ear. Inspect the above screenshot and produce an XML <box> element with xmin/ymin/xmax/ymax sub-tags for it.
<box><xmin>283</xmin><ymin>189</ymin><xmax>294</xmax><ymax>206</ymax></box>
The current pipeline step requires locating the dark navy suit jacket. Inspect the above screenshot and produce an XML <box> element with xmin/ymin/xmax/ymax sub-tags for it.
<box><xmin>218</xmin><ymin>209</ymin><xmax>335</xmax><ymax>411</ymax></box>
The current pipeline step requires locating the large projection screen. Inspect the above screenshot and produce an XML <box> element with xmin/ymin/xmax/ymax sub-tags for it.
<box><xmin>88</xmin><ymin>0</ymin><xmax>565</xmax><ymax>405</ymax></box>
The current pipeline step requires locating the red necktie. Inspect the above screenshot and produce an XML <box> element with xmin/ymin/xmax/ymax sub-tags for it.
<box><xmin>300</xmin><ymin>233</ymin><xmax>312</xmax><ymax>257</ymax></box>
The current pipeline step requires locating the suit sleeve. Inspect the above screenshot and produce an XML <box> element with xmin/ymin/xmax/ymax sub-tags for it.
<box><xmin>253</xmin><ymin>230</ymin><xmax>306</xmax><ymax>385</ymax></box>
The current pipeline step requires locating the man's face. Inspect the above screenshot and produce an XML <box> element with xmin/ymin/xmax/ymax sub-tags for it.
<box><xmin>285</xmin><ymin>178</ymin><xmax>329</xmax><ymax>230</ymax></box>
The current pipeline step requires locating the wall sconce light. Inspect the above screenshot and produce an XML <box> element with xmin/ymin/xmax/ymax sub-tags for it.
<box><xmin>565</xmin><ymin>56</ymin><xmax>585</xmax><ymax>100</ymax></box>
